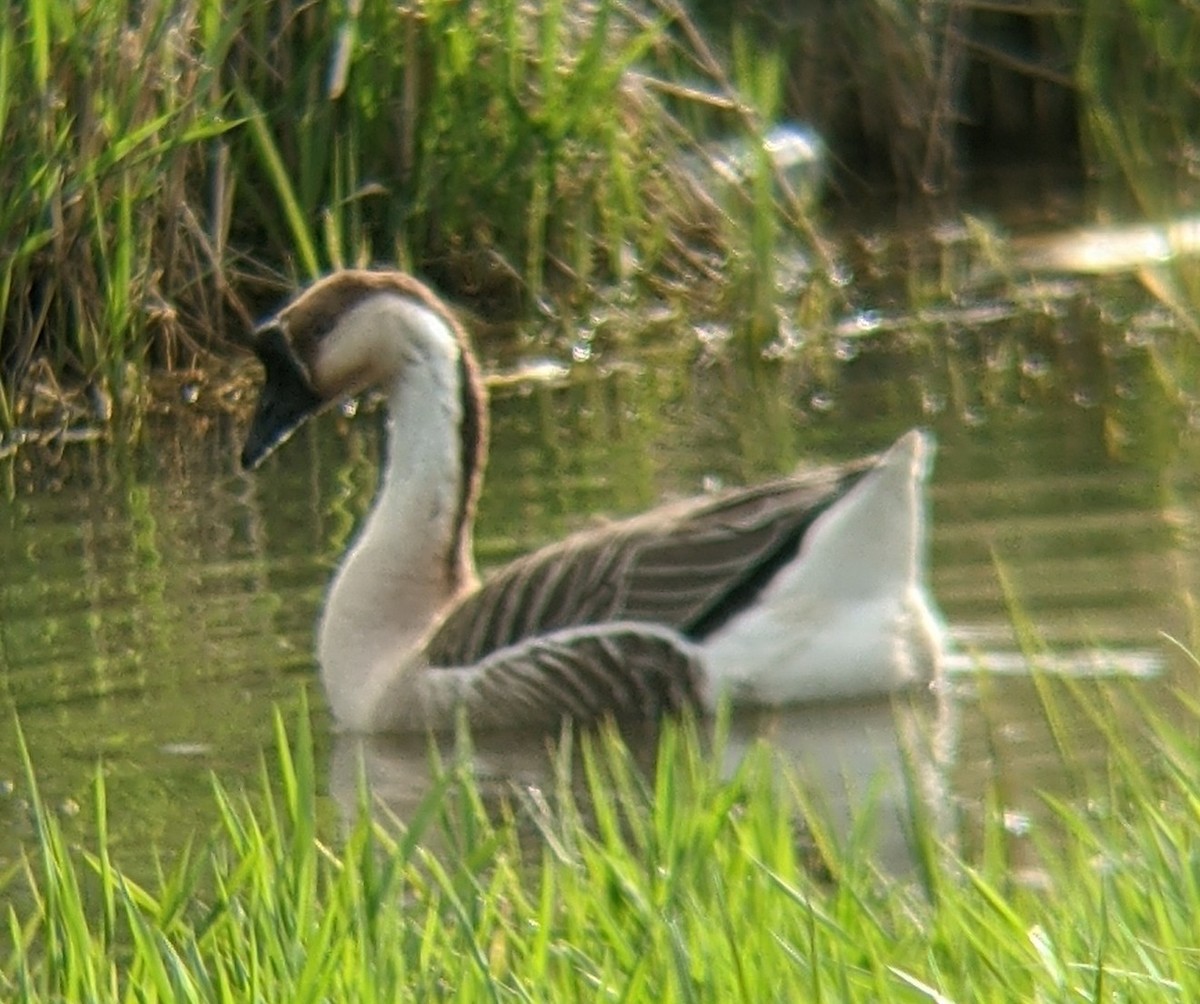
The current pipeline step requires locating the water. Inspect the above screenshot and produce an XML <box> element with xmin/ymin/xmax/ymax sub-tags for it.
<box><xmin>3</xmin><ymin>239</ymin><xmax>1200</xmax><ymax>878</ymax></box>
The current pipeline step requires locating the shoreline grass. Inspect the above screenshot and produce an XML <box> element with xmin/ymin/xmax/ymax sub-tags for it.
<box><xmin>1</xmin><ymin>0</ymin><xmax>814</xmax><ymax>431</ymax></box>
<box><xmin>5</xmin><ymin>679</ymin><xmax>1200</xmax><ymax>1002</ymax></box>
<box><xmin>3</xmin><ymin>0</ymin><xmax>1199</xmax><ymax>431</ymax></box>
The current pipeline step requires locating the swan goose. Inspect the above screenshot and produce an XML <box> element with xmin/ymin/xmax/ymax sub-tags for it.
<box><xmin>241</xmin><ymin>269</ymin><xmax>944</xmax><ymax>732</ymax></box>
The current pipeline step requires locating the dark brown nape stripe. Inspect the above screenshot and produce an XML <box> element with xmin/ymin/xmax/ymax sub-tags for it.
<box><xmin>379</xmin><ymin>272</ymin><xmax>491</xmax><ymax>589</ymax></box>
<box><xmin>451</xmin><ymin>342</ymin><xmax>488</xmax><ymax>586</ymax></box>
<box><xmin>377</xmin><ymin>272</ymin><xmax>489</xmax><ymax>589</ymax></box>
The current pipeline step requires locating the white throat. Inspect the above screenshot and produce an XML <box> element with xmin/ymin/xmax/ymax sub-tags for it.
<box><xmin>315</xmin><ymin>296</ymin><xmax>475</xmax><ymax>730</ymax></box>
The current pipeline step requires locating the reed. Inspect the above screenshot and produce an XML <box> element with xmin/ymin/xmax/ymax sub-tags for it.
<box><xmin>1065</xmin><ymin>2</ymin><xmax>1200</xmax><ymax>207</ymax></box>
<box><xmin>0</xmin><ymin>0</ymin><xmax>803</xmax><ymax>428</ymax></box>
<box><xmin>0</xmin><ymin>0</ymin><xmax>238</xmax><ymax>427</ymax></box>
<box><xmin>3</xmin><ymin>0</ymin><xmax>1200</xmax><ymax>430</ymax></box>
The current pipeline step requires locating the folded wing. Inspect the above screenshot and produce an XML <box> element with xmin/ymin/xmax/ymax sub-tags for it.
<box><xmin>425</xmin><ymin>460</ymin><xmax>871</xmax><ymax>668</ymax></box>
<box><xmin>406</xmin><ymin>624</ymin><xmax>704</xmax><ymax>730</ymax></box>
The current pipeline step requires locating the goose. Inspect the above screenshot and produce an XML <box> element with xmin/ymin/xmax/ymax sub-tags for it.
<box><xmin>240</xmin><ymin>269</ymin><xmax>944</xmax><ymax>733</ymax></box>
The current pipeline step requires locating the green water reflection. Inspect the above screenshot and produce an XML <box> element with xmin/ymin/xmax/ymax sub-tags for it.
<box><xmin>3</xmin><ymin>285</ymin><xmax>1200</xmax><ymax>877</ymax></box>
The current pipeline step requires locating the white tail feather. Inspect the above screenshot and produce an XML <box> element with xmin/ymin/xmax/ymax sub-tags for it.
<box><xmin>700</xmin><ymin>430</ymin><xmax>942</xmax><ymax>705</ymax></box>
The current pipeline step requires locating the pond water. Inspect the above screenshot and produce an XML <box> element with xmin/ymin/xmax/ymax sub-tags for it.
<box><xmin>4</xmin><ymin>214</ymin><xmax>1200</xmax><ymax>880</ymax></box>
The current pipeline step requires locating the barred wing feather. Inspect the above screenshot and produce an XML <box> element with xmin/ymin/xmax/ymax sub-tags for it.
<box><xmin>407</xmin><ymin>625</ymin><xmax>704</xmax><ymax>730</ymax></box>
<box><xmin>424</xmin><ymin>461</ymin><xmax>870</xmax><ymax>668</ymax></box>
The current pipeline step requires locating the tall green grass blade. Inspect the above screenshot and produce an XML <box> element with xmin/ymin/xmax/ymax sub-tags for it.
<box><xmin>27</xmin><ymin>0</ymin><xmax>50</xmax><ymax>91</ymax></box>
<box><xmin>236</xmin><ymin>90</ymin><xmax>321</xmax><ymax>280</ymax></box>
<box><xmin>0</xmin><ymin>15</ymin><xmax>12</xmax><ymax>145</ymax></box>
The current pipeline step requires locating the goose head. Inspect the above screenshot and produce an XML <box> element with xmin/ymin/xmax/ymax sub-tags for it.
<box><xmin>240</xmin><ymin>270</ymin><xmax>488</xmax><ymax>485</ymax></box>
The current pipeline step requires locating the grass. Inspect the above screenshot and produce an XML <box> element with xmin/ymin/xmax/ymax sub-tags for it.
<box><xmin>2</xmin><ymin>1</ymin><xmax>1200</xmax><ymax>430</ymax></box>
<box><xmin>4</xmin><ymin>679</ymin><xmax>1200</xmax><ymax>1002</ymax></box>
<box><xmin>1067</xmin><ymin>2</ymin><xmax>1200</xmax><ymax>209</ymax></box>
<box><xmin>0</xmin><ymin>0</ymin><xmax>239</xmax><ymax>427</ymax></box>
<box><xmin>0</xmin><ymin>0</ymin><xmax>821</xmax><ymax>429</ymax></box>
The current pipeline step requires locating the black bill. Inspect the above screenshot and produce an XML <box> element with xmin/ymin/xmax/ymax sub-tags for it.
<box><xmin>240</xmin><ymin>323</ymin><xmax>324</xmax><ymax>471</ymax></box>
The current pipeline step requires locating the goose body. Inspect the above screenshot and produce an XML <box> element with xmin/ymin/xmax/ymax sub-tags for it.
<box><xmin>241</xmin><ymin>270</ymin><xmax>944</xmax><ymax>733</ymax></box>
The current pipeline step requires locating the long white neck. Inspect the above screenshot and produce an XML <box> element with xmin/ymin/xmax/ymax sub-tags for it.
<box><xmin>315</xmin><ymin>296</ymin><xmax>478</xmax><ymax>730</ymax></box>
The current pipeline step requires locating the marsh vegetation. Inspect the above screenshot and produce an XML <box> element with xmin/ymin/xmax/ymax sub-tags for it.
<box><xmin>3</xmin><ymin>0</ymin><xmax>1200</xmax><ymax>427</ymax></box>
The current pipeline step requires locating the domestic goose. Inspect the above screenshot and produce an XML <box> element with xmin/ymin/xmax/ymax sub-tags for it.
<box><xmin>241</xmin><ymin>270</ymin><xmax>944</xmax><ymax>733</ymax></box>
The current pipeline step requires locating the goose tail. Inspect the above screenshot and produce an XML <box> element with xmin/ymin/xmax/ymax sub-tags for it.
<box><xmin>701</xmin><ymin>429</ymin><xmax>943</xmax><ymax>705</ymax></box>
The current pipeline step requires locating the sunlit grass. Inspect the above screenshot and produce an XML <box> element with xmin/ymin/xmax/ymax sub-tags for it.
<box><xmin>5</xmin><ymin>678</ymin><xmax>1200</xmax><ymax>1002</ymax></box>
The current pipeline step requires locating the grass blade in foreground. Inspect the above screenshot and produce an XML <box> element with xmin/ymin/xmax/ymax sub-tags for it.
<box><xmin>5</xmin><ymin>683</ymin><xmax>1200</xmax><ymax>1001</ymax></box>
